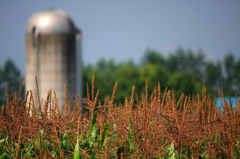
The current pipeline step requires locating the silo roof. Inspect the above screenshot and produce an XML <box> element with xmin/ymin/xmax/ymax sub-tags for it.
<box><xmin>26</xmin><ymin>9</ymin><xmax>75</xmax><ymax>34</ymax></box>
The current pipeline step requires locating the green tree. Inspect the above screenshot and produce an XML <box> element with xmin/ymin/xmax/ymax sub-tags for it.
<box><xmin>235</xmin><ymin>59</ymin><xmax>240</xmax><ymax>94</ymax></box>
<box><xmin>204</xmin><ymin>61</ymin><xmax>223</xmax><ymax>95</ymax></box>
<box><xmin>167</xmin><ymin>70</ymin><xmax>202</xmax><ymax>98</ymax></box>
<box><xmin>223</xmin><ymin>53</ymin><xmax>237</xmax><ymax>96</ymax></box>
<box><xmin>141</xmin><ymin>49</ymin><xmax>166</xmax><ymax>66</ymax></box>
<box><xmin>140</xmin><ymin>64</ymin><xmax>169</xmax><ymax>93</ymax></box>
<box><xmin>0</xmin><ymin>59</ymin><xmax>24</xmax><ymax>105</ymax></box>
<box><xmin>166</xmin><ymin>48</ymin><xmax>205</xmax><ymax>80</ymax></box>
<box><xmin>166</xmin><ymin>53</ymin><xmax>178</xmax><ymax>73</ymax></box>
<box><xmin>115</xmin><ymin>64</ymin><xmax>140</xmax><ymax>103</ymax></box>
<box><xmin>83</xmin><ymin>59</ymin><xmax>117</xmax><ymax>103</ymax></box>
<box><xmin>224</xmin><ymin>53</ymin><xmax>235</xmax><ymax>77</ymax></box>
<box><xmin>0</xmin><ymin>66</ymin><xmax>3</xmax><ymax>104</ymax></box>
<box><xmin>96</xmin><ymin>58</ymin><xmax>116</xmax><ymax>73</ymax></box>
<box><xmin>82</xmin><ymin>48</ymin><xmax>239</xmax><ymax>104</ymax></box>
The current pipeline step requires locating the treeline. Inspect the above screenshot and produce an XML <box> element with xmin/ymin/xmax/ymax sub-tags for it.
<box><xmin>0</xmin><ymin>59</ymin><xmax>24</xmax><ymax>104</ymax></box>
<box><xmin>83</xmin><ymin>48</ymin><xmax>240</xmax><ymax>103</ymax></box>
<box><xmin>0</xmin><ymin>47</ymin><xmax>240</xmax><ymax>104</ymax></box>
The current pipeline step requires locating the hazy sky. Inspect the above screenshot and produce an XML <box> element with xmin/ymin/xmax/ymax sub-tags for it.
<box><xmin>0</xmin><ymin>1</ymin><xmax>240</xmax><ymax>74</ymax></box>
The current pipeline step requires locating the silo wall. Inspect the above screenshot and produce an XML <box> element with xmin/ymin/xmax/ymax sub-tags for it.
<box><xmin>26</xmin><ymin>34</ymin><xmax>77</xmax><ymax>111</ymax></box>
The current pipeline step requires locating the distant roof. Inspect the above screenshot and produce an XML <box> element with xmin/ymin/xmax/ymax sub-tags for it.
<box><xmin>26</xmin><ymin>9</ymin><xmax>75</xmax><ymax>34</ymax></box>
<box><xmin>216</xmin><ymin>97</ymin><xmax>239</xmax><ymax>108</ymax></box>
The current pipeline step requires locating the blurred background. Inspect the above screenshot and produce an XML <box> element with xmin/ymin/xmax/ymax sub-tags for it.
<box><xmin>0</xmin><ymin>1</ymin><xmax>240</xmax><ymax>104</ymax></box>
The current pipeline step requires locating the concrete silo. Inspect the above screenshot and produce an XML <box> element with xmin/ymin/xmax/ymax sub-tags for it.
<box><xmin>26</xmin><ymin>9</ymin><xmax>82</xmax><ymax>111</ymax></box>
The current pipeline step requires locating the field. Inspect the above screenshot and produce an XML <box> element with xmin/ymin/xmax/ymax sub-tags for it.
<box><xmin>0</xmin><ymin>76</ymin><xmax>239</xmax><ymax>158</ymax></box>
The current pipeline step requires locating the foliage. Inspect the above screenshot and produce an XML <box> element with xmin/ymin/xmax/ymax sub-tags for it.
<box><xmin>0</xmin><ymin>59</ymin><xmax>24</xmax><ymax>105</ymax></box>
<box><xmin>83</xmin><ymin>48</ymin><xmax>240</xmax><ymax>103</ymax></box>
<box><xmin>140</xmin><ymin>63</ymin><xmax>169</xmax><ymax>93</ymax></box>
<box><xmin>0</xmin><ymin>77</ymin><xmax>239</xmax><ymax>158</ymax></box>
<box><xmin>1</xmin><ymin>48</ymin><xmax>239</xmax><ymax>104</ymax></box>
<box><xmin>167</xmin><ymin>70</ymin><xmax>202</xmax><ymax>97</ymax></box>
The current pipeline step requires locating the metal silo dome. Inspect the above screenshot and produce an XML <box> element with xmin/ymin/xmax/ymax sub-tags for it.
<box><xmin>26</xmin><ymin>9</ymin><xmax>75</xmax><ymax>35</ymax></box>
<box><xmin>25</xmin><ymin>9</ymin><xmax>82</xmax><ymax>114</ymax></box>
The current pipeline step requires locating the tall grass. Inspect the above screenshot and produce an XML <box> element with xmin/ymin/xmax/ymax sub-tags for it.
<box><xmin>0</xmin><ymin>76</ymin><xmax>239</xmax><ymax>158</ymax></box>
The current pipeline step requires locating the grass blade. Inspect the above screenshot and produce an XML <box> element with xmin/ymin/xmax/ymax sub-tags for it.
<box><xmin>74</xmin><ymin>138</ymin><xmax>80</xmax><ymax>159</ymax></box>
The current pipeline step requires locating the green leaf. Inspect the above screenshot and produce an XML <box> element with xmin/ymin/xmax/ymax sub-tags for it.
<box><xmin>0</xmin><ymin>137</ymin><xmax>7</xmax><ymax>144</ymax></box>
<box><xmin>74</xmin><ymin>138</ymin><xmax>80</xmax><ymax>159</ymax></box>
<box><xmin>0</xmin><ymin>137</ymin><xmax>7</xmax><ymax>157</ymax></box>
<box><xmin>200</xmin><ymin>151</ymin><xmax>208</xmax><ymax>159</ymax></box>
<box><xmin>148</xmin><ymin>119</ymin><xmax>153</xmax><ymax>129</ymax></box>
<box><xmin>63</xmin><ymin>116</ymin><xmax>75</xmax><ymax>140</ymax></box>
<box><xmin>195</xmin><ymin>138</ymin><xmax>199</xmax><ymax>144</ymax></box>
<box><xmin>80</xmin><ymin>137</ymin><xmax>95</xmax><ymax>149</ymax></box>
<box><xmin>130</xmin><ymin>143</ymin><xmax>135</xmax><ymax>149</ymax></box>
<box><xmin>101</xmin><ymin>123</ymin><xmax>109</xmax><ymax>147</ymax></box>
<box><xmin>113</xmin><ymin>123</ymin><xmax>117</xmax><ymax>131</ymax></box>
<box><xmin>62</xmin><ymin>140</ymin><xmax>71</xmax><ymax>150</ymax></box>
<box><xmin>214</xmin><ymin>133</ymin><xmax>219</xmax><ymax>143</ymax></box>
<box><xmin>40</xmin><ymin>128</ymin><xmax>44</xmax><ymax>134</ymax></box>
<box><xmin>168</xmin><ymin>142</ymin><xmax>176</xmax><ymax>159</ymax></box>
<box><xmin>0</xmin><ymin>152</ymin><xmax>6</xmax><ymax>158</ymax></box>
<box><xmin>130</xmin><ymin>118</ymin><xmax>134</xmax><ymax>130</ymax></box>
<box><xmin>89</xmin><ymin>110</ymin><xmax>98</xmax><ymax>138</ymax></box>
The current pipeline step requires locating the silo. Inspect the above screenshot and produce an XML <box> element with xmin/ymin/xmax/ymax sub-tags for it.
<box><xmin>26</xmin><ymin>9</ymin><xmax>82</xmax><ymax>112</ymax></box>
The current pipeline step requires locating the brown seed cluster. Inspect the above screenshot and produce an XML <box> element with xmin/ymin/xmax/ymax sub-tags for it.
<box><xmin>0</xmin><ymin>77</ymin><xmax>239</xmax><ymax>158</ymax></box>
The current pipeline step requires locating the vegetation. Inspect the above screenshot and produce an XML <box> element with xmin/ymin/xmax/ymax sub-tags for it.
<box><xmin>0</xmin><ymin>59</ymin><xmax>24</xmax><ymax>104</ymax></box>
<box><xmin>0</xmin><ymin>76</ymin><xmax>239</xmax><ymax>158</ymax></box>
<box><xmin>83</xmin><ymin>48</ymin><xmax>240</xmax><ymax>103</ymax></box>
<box><xmin>0</xmin><ymin>48</ymin><xmax>239</xmax><ymax>157</ymax></box>
<box><xmin>1</xmin><ymin>48</ymin><xmax>240</xmax><ymax>105</ymax></box>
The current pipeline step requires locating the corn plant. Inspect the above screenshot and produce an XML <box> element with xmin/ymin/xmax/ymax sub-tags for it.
<box><xmin>0</xmin><ymin>76</ymin><xmax>239</xmax><ymax>158</ymax></box>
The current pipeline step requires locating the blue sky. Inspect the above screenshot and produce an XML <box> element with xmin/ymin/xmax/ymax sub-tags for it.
<box><xmin>0</xmin><ymin>1</ymin><xmax>240</xmax><ymax>74</ymax></box>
